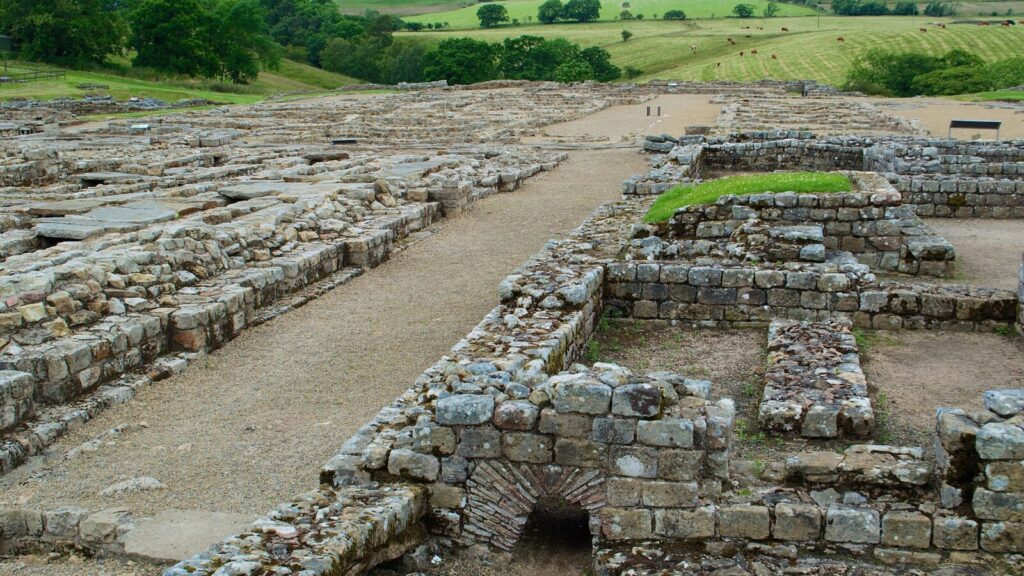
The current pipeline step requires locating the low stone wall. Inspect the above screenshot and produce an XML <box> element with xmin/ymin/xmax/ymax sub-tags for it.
<box><xmin>760</xmin><ymin>319</ymin><xmax>872</xmax><ymax>439</ymax></box>
<box><xmin>1019</xmin><ymin>254</ymin><xmax>1024</xmax><ymax>335</ymax></box>
<box><xmin>603</xmin><ymin>259</ymin><xmax>1016</xmax><ymax>330</ymax></box>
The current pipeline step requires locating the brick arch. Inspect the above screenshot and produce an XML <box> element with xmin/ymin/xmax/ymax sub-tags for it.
<box><xmin>463</xmin><ymin>461</ymin><xmax>606</xmax><ymax>551</ymax></box>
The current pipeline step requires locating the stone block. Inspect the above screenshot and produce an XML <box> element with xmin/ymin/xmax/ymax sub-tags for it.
<box><xmin>592</xmin><ymin>417</ymin><xmax>636</xmax><ymax>444</ymax></box>
<box><xmin>606</xmin><ymin>477</ymin><xmax>643</xmax><ymax>507</ymax></box>
<box><xmin>436</xmin><ymin>394</ymin><xmax>495</xmax><ymax>426</ymax></box>
<box><xmin>502</xmin><ymin>433</ymin><xmax>552</xmax><ymax>464</ymax></box>
<box><xmin>493</xmin><ymin>400</ymin><xmax>539</xmax><ymax>431</ymax></box>
<box><xmin>428</xmin><ymin>484</ymin><xmax>466</xmax><ymax>509</ymax></box>
<box><xmin>538</xmin><ymin>409</ymin><xmax>591</xmax><ymax>438</ymax></box>
<box><xmin>880</xmin><ymin>511</ymin><xmax>931</xmax><ymax>549</ymax></box>
<box><xmin>977</xmin><ymin>420</ymin><xmax>1024</xmax><ymax>460</ymax></box>
<box><xmin>658</xmin><ymin>449</ymin><xmax>703</xmax><ymax>481</ymax></box>
<box><xmin>387</xmin><ymin>449</ymin><xmax>439</xmax><ymax>482</ymax></box>
<box><xmin>43</xmin><ymin>507</ymin><xmax>89</xmax><ymax>539</ymax></box>
<box><xmin>610</xmin><ymin>445</ymin><xmax>658</xmax><ymax>478</ymax></box>
<box><xmin>825</xmin><ymin>506</ymin><xmax>880</xmax><ymax>544</ymax></box>
<box><xmin>987</xmin><ymin>461</ymin><xmax>1024</xmax><ymax>492</ymax></box>
<box><xmin>718</xmin><ymin>506</ymin><xmax>770</xmax><ymax>540</ymax></box>
<box><xmin>981</xmin><ymin>521</ymin><xmax>1024</xmax><ymax>553</ymax></box>
<box><xmin>554</xmin><ymin>438</ymin><xmax>607</xmax><ymax>468</ymax></box>
<box><xmin>773</xmin><ymin>503</ymin><xmax>821</xmax><ymax>541</ymax></box>
<box><xmin>549</xmin><ymin>376</ymin><xmax>612</xmax><ymax>415</ymax></box>
<box><xmin>641</xmin><ymin>481</ymin><xmax>698</xmax><ymax>508</ymax></box>
<box><xmin>600</xmin><ymin>508</ymin><xmax>652</xmax><ymax>540</ymax></box>
<box><xmin>654</xmin><ymin>506</ymin><xmax>716</xmax><ymax>539</ymax></box>
<box><xmin>984</xmin><ymin>390</ymin><xmax>1024</xmax><ymax>418</ymax></box>
<box><xmin>636</xmin><ymin>418</ymin><xmax>693</xmax><ymax>448</ymax></box>
<box><xmin>79</xmin><ymin>508</ymin><xmax>131</xmax><ymax>544</ymax></box>
<box><xmin>933</xmin><ymin>516</ymin><xmax>978</xmax><ymax>550</ymax></box>
<box><xmin>457</xmin><ymin>427</ymin><xmax>501</xmax><ymax>458</ymax></box>
<box><xmin>973</xmin><ymin>488</ymin><xmax>1024</xmax><ymax>521</ymax></box>
<box><xmin>611</xmin><ymin>384</ymin><xmax>662</xmax><ymax>418</ymax></box>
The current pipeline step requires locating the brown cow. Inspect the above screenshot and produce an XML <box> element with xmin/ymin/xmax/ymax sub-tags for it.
<box><xmin>781</xmin><ymin>27</ymin><xmax>789</xmax><ymax>31</ymax></box>
<box><xmin>919</xmin><ymin>27</ymin><xmax>927</xmax><ymax>32</ymax></box>
<box><xmin>1002</xmin><ymin>21</ymin><xmax>1011</xmax><ymax>26</ymax></box>
<box><xmin>751</xmin><ymin>49</ymin><xmax>759</xmax><ymax>54</ymax></box>
<box><xmin>757</xmin><ymin>26</ymin><xmax>764</xmax><ymax>30</ymax></box>
<box><xmin>728</xmin><ymin>37</ymin><xmax>736</xmax><ymax>44</ymax></box>
<box><xmin>771</xmin><ymin>54</ymin><xmax>777</xmax><ymax>59</ymax></box>
<box><xmin>716</xmin><ymin>62</ymin><xmax>722</xmax><ymax>67</ymax></box>
<box><xmin>837</xmin><ymin>36</ymin><xmax>845</xmax><ymax>42</ymax></box>
<box><xmin>979</xmin><ymin>21</ymin><xmax>990</xmax><ymax>26</ymax></box>
<box><xmin>739</xmin><ymin>51</ymin><xmax>744</xmax><ymax>56</ymax></box>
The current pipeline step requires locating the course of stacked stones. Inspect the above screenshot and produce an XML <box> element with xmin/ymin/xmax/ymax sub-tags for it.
<box><xmin>0</xmin><ymin>82</ymin><xmax>1021</xmax><ymax>576</ymax></box>
<box><xmin>0</xmin><ymin>84</ymin><xmax>648</xmax><ymax>476</ymax></box>
<box><xmin>712</xmin><ymin>94</ymin><xmax>927</xmax><ymax>136</ymax></box>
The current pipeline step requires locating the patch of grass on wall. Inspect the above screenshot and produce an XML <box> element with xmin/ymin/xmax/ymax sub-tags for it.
<box><xmin>643</xmin><ymin>171</ymin><xmax>852</xmax><ymax>223</ymax></box>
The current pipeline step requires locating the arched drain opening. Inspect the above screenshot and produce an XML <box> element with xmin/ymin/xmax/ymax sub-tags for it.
<box><xmin>511</xmin><ymin>496</ymin><xmax>593</xmax><ymax>574</ymax></box>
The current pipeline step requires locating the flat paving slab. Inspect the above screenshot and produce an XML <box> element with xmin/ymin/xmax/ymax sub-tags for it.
<box><xmin>123</xmin><ymin>510</ymin><xmax>256</xmax><ymax>563</ymax></box>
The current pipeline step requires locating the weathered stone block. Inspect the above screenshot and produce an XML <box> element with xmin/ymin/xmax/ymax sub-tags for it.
<box><xmin>554</xmin><ymin>438</ymin><xmax>607</xmax><ymax>468</ymax></box>
<box><xmin>636</xmin><ymin>418</ymin><xmax>693</xmax><ymax>448</ymax></box>
<box><xmin>550</xmin><ymin>376</ymin><xmax>612</xmax><ymax>415</ymax></box>
<box><xmin>607</xmin><ymin>477</ymin><xmax>643</xmax><ymax>507</ymax></box>
<box><xmin>973</xmin><ymin>488</ymin><xmax>1024</xmax><ymax>521</ymax></box>
<box><xmin>880</xmin><ymin>511</ymin><xmax>931</xmax><ymax>549</ymax></box>
<box><xmin>933</xmin><ymin>516</ymin><xmax>978</xmax><ymax>550</ymax></box>
<box><xmin>773</xmin><ymin>503</ymin><xmax>821</xmax><ymax>541</ymax></box>
<box><xmin>610</xmin><ymin>445</ymin><xmax>658</xmax><ymax>478</ymax></box>
<box><xmin>977</xmin><ymin>420</ymin><xmax>1024</xmax><ymax>460</ymax></box>
<box><xmin>538</xmin><ymin>409</ymin><xmax>591</xmax><ymax>438</ymax></box>
<box><xmin>600</xmin><ymin>508</ymin><xmax>652</xmax><ymax>540</ymax></box>
<box><xmin>493</xmin><ymin>400</ymin><xmax>539</xmax><ymax>431</ymax></box>
<box><xmin>718</xmin><ymin>505</ymin><xmax>770</xmax><ymax>540</ymax></box>
<box><xmin>457</xmin><ymin>427</ymin><xmax>501</xmax><ymax>458</ymax></box>
<box><xmin>658</xmin><ymin>449</ymin><xmax>703</xmax><ymax>481</ymax></box>
<box><xmin>387</xmin><ymin>449</ymin><xmax>440</xmax><ymax>482</ymax></box>
<box><xmin>987</xmin><ymin>461</ymin><xmax>1024</xmax><ymax>492</ymax></box>
<box><xmin>825</xmin><ymin>506</ymin><xmax>880</xmax><ymax>544</ymax></box>
<box><xmin>985</xmin><ymin>390</ymin><xmax>1024</xmax><ymax>418</ymax></box>
<box><xmin>981</xmin><ymin>521</ymin><xmax>1024</xmax><ymax>553</ymax></box>
<box><xmin>502</xmin><ymin>433</ymin><xmax>552</xmax><ymax>464</ymax></box>
<box><xmin>436</xmin><ymin>395</ymin><xmax>495</xmax><ymax>426</ymax></box>
<box><xmin>654</xmin><ymin>506</ymin><xmax>716</xmax><ymax>539</ymax></box>
<box><xmin>611</xmin><ymin>384</ymin><xmax>662</xmax><ymax>418</ymax></box>
<box><xmin>641</xmin><ymin>480</ymin><xmax>698</xmax><ymax>508</ymax></box>
<box><xmin>592</xmin><ymin>417</ymin><xmax>636</xmax><ymax>444</ymax></box>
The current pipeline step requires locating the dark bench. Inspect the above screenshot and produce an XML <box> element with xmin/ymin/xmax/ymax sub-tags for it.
<box><xmin>948</xmin><ymin>119</ymin><xmax>1001</xmax><ymax>140</ymax></box>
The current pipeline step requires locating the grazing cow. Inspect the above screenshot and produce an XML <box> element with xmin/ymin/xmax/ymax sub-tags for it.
<box><xmin>837</xmin><ymin>36</ymin><xmax>845</xmax><ymax>42</ymax></box>
<box><xmin>739</xmin><ymin>51</ymin><xmax>744</xmax><ymax>56</ymax></box>
<box><xmin>716</xmin><ymin>62</ymin><xmax>722</xmax><ymax>67</ymax></box>
<box><xmin>757</xmin><ymin>26</ymin><xmax>764</xmax><ymax>30</ymax></box>
<box><xmin>938</xmin><ymin>23</ymin><xmax>947</xmax><ymax>28</ymax></box>
<box><xmin>751</xmin><ymin>49</ymin><xmax>759</xmax><ymax>54</ymax></box>
<box><xmin>690</xmin><ymin>44</ymin><xmax>697</xmax><ymax>54</ymax></box>
<box><xmin>1002</xmin><ymin>21</ymin><xmax>1011</xmax><ymax>26</ymax></box>
<box><xmin>745</xmin><ymin>34</ymin><xmax>752</xmax><ymax>38</ymax></box>
<box><xmin>781</xmin><ymin>27</ymin><xmax>789</xmax><ymax>31</ymax></box>
<box><xmin>771</xmin><ymin>54</ymin><xmax>777</xmax><ymax>59</ymax></box>
<box><xmin>920</xmin><ymin>27</ymin><xmax>927</xmax><ymax>32</ymax></box>
<box><xmin>979</xmin><ymin>21</ymin><xmax>990</xmax><ymax>26</ymax></box>
<box><xmin>742</xmin><ymin>25</ymin><xmax>750</xmax><ymax>29</ymax></box>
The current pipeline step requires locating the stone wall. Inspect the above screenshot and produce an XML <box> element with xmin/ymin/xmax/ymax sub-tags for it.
<box><xmin>1019</xmin><ymin>253</ymin><xmax>1024</xmax><ymax>336</ymax></box>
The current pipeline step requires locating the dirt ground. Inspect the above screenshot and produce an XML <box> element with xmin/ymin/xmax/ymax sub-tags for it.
<box><xmin>862</xmin><ymin>330</ymin><xmax>1024</xmax><ymax>448</ymax></box>
<box><xmin>0</xmin><ymin>555</ymin><xmax>149</xmax><ymax>576</ymax></box>
<box><xmin>526</xmin><ymin>94</ymin><xmax>720</xmax><ymax>143</ymax></box>
<box><xmin>923</xmin><ymin>218</ymin><xmax>1024</xmax><ymax>291</ymax></box>
<box><xmin>867</xmin><ymin>96</ymin><xmax>1024</xmax><ymax>139</ymax></box>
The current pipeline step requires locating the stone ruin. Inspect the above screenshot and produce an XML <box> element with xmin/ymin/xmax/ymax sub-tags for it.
<box><xmin>0</xmin><ymin>81</ymin><xmax>1019</xmax><ymax>576</ymax></box>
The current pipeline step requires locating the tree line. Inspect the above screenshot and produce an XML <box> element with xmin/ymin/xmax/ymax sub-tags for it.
<box><xmin>844</xmin><ymin>48</ymin><xmax>1024</xmax><ymax>96</ymax></box>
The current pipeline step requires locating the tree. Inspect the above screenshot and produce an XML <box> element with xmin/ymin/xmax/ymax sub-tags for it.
<box><xmin>423</xmin><ymin>37</ymin><xmax>497</xmax><ymax>84</ymax></box>
<box><xmin>0</xmin><ymin>0</ymin><xmax>129</xmax><ymax>65</ymax></box>
<box><xmin>731</xmin><ymin>3</ymin><xmax>756</xmax><ymax>17</ymax></box>
<box><xmin>477</xmin><ymin>3</ymin><xmax>509</xmax><ymax>27</ymax></box>
<box><xmin>582</xmin><ymin>46</ymin><xmax>620</xmax><ymax>81</ymax></box>
<box><xmin>129</xmin><ymin>0</ymin><xmax>219</xmax><ymax>76</ymax></box>
<box><xmin>764</xmin><ymin>1</ymin><xmax>780</xmax><ymax>16</ymax></box>
<box><xmin>663</xmin><ymin>9</ymin><xmax>687</xmax><ymax>19</ymax></box>
<box><xmin>892</xmin><ymin>1</ymin><xmax>918</xmax><ymax>14</ymax></box>
<box><xmin>843</xmin><ymin>49</ymin><xmax>943</xmax><ymax>96</ymax></box>
<box><xmin>620</xmin><ymin>9</ymin><xmax>634</xmax><ymax>19</ymax></box>
<box><xmin>625</xmin><ymin>65</ymin><xmax>643</xmax><ymax>79</ymax></box>
<box><xmin>207</xmin><ymin>0</ymin><xmax>280</xmax><ymax>83</ymax></box>
<box><xmin>911</xmin><ymin>66</ymin><xmax>991</xmax><ymax>96</ymax></box>
<box><xmin>562</xmin><ymin>0</ymin><xmax>601</xmax><ymax>22</ymax></box>
<box><xmin>621</xmin><ymin>29</ymin><xmax>633</xmax><ymax>41</ymax></box>
<box><xmin>554</xmin><ymin>58</ymin><xmax>593</xmax><ymax>82</ymax></box>
<box><xmin>538</xmin><ymin>0</ymin><xmax>563</xmax><ymax>23</ymax></box>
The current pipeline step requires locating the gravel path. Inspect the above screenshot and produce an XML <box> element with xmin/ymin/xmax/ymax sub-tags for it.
<box><xmin>526</xmin><ymin>94</ymin><xmax>721</xmax><ymax>143</ymax></box>
<box><xmin>0</xmin><ymin>149</ymin><xmax>650</xmax><ymax>518</ymax></box>
<box><xmin>868</xmin><ymin>97</ymin><xmax>1024</xmax><ymax>139</ymax></box>
<box><xmin>923</xmin><ymin>218</ymin><xmax>1024</xmax><ymax>291</ymax></box>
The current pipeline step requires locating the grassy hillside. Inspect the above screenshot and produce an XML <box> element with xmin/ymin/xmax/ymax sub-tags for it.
<box><xmin>405</xmin><ymin>0</ymin><xmax>816</xmax><ymax>28</ymax></box>
<box><xmin>0</xmin><ymin>58</ymin><xmax>359</xmax><ymax>104</ymax></box>
<box><xmin>335</xmin><ymin>0</ymin><xmax>470</xmax><ymax>16</ymax></box>
<box><xmin>404</xmin><ymin>16</ymin><xmax>1024</xmax><ymax>85</ymax></box>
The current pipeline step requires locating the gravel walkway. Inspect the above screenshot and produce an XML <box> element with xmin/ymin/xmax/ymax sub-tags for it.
<box><xmin>923</xmin><ymin>218</ymin><xmax>1024</xmax><ymax>291</ymax></box>
<box><xmin>0</xmin><ymin>149</ymin><xmax>649</xmax><ymax>518</ymax></box>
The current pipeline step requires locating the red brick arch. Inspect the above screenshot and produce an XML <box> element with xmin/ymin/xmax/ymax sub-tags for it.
<box><xmin>462</xmin><ymin>461</ymin><xmax>607</xmax><ymax>551</ymax></box>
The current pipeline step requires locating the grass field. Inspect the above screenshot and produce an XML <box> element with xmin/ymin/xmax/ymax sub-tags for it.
<box><xmin>404</xmin><ymin>16</ymin><xmax>1024</xmax><ymax>84</ymax></box>
<box><xmin>335</xmin><ymin>0</ymin><xmax>470</xmax><ymax>15</ymax></box>
<box><xmin>0</xmin><ymin>58</ymin><xmax>359</xmax><ymax>104</ymax></box>
<box><xmin>404</xmin><ymin>0</ymin><xmax>816</xmax><ymax>28</ymax></box>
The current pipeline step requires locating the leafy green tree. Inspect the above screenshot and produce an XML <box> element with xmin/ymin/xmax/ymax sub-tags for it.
<box><xmin>843</xmin><ymin>48</ymin><xmax>943</xmax><ymax>96</ymax></box>
<box><xmin>477</xmin><ymin>3</ymin><xmax>509</xmax><ymax>27</ymax></box>
<box><xmin>581</xmin><ymin>46</ymin><xmax>620</xmax><ymax>81</ymax></box>
<box><xmin>987</xmin><ymin>57</ymin><xmax>1024</xmax><ymax>89</ymax></box>
<box><xmin>423</xmin><ymin>37</ymin><xmax>497</xmax><ymax>84</ymax></box>
<box><xmin>0</xmin><ymin>0</ymin><xmax>129</xmax><ymax>65</ymax></box>
<box><xmin>207</xmin><ymin>0</ymin><xmax>280</xmax><ymax>83</ymax></box>
<box><xmin>562</xmin><ymin>0</ymin><xmax>601</xmax><ymax>22</ymax></box>
<box><xmin>621</xmin><ymin>29</ymin><xmax>633</xmax><ymax>41</ymax></box>
<box><xmin>537</xmin><ymin>0</ymin><xmax>563</xmax><ymax>23</ymax></box>
<box><xmin>663</xmin><ymin>9</ymin><xmax>687</xmax><ymax>19</ymax></box>
<box><xmin>554</xmin><ymin>58</ymin><xmax>592</xmax><ymax>82</ymax></box>
<box><xmin>764</xmin><ymin>1</ymin><xmax>780</xmax><ymax>16</ymax></box>
<box><xmin>731</xmin><ymin>3</ymin><xmax>756</xmax><ymax>17</ymax></box>
<box><xmin>620</xmin><ymin>9</ymin><xmax>633</xmax><ymax>18</ymax></box>
<box><xmin>625</xmin><ymin>65</ymin><xmax>642</xmax><ymax>79</ymax></box>
<box><xmin>911</xmin><ymin>66</ymin><xmax>991</xmax><ymax>96</ymax></box>
<box><xmin>129</xmin><ymin>0</ymin><xmax>219</xmax><ymax>76</ymax></box>
<box><xmin>320</xmin><ymin>37</ymin><xmax>381</xmax><ymax>80</ymax></box>
<box><xmin>892</xmin><ymin>1</ymin><xmax>918</xmax><ymax>15</ymax></box>
<box><xmin>259</xmin><ymin>0</ymin><xmax>362</xmax><ymax>66</ymax></box>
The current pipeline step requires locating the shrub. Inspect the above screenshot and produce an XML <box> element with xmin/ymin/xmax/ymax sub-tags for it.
<box><xmin>988</xmin><ymin>57</ymin><xmax>1024</xmax><ymax>89</ymax></box>
<box><xmin>621</xmin><ymin>29</ymin><xmax>634</xmax><ymax>41</ymax></box>
<box><xmin>620</xmin><ymin>9</ymin><xmax>634</xmax><ymax>19</ymax></box>
<box><xmin>663</xmin><ymin>9</ymin><xmax>687</xmax><ymax>19</ymax></box>
<box><xmin>892</xmin><ymin>1</ymin><xmax>918</xmax><ymax>15</ymax></box>
<box><xmin>732</xmin><ymin>3</ymin><xmax>756</xmax><ymax>17</ymax></box>
<box><xmin>911</xmin><ymin>66</ymin><xmax>992</xmax><ymax>96</ymax></box>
